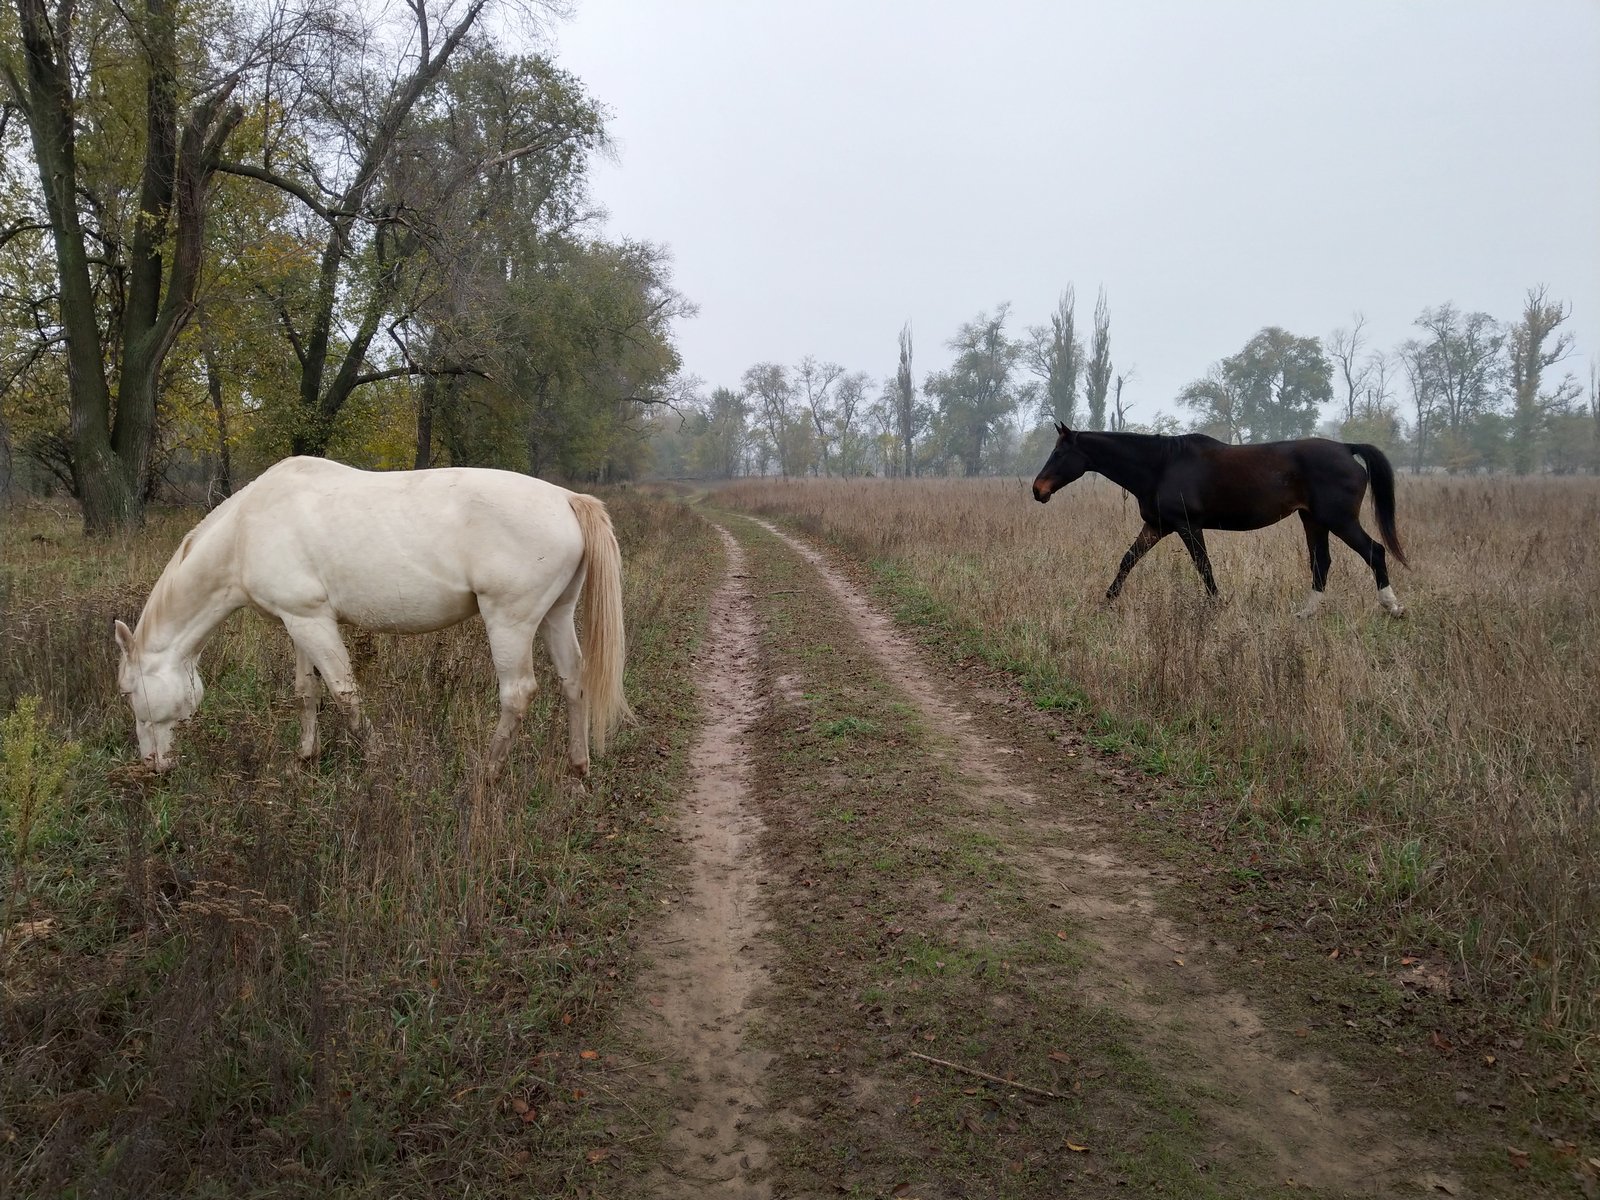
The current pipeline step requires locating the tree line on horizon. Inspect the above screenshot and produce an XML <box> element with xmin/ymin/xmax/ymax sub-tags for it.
<box><xmin>0</xmin><ymin>0</ymin><xmax>689</xmax><ymax>531</ymax></box>
<box><xmin>3</xmin><ymin>0</ymin><xmax>1593</xmax><ymax>528</ymax></box>
<box><xmin>651</xmin><ymin>286</ymin><xmax>1599</xmax><ymax>481</ymax></box>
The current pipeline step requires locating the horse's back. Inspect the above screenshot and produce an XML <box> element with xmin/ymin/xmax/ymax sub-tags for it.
<box><xmin>234</xmin><ymin>459</ymin><xmax>586</xmax><ymax>633</ymax></box>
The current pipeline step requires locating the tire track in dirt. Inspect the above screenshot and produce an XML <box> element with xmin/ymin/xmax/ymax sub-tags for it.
<box><xmin>747</xmin><ymin>516</ymin><xmax>1460</xmax><ymax>1197</ymax></box>
<box><xmin>630</xmin><ymin>524</ymin><xmax>774</xmax><ymax>1198</ymax></box>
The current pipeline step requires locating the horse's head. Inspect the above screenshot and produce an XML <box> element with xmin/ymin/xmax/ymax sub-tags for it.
<box><xmin>114</xmin><ymin>619</ymin><xmax>203</xmax><ymax>772</ymax></box>
<box><xmin>1032</xmin><ymin>422</ymin><xmax>1090</xmax><ymax>503</ymax></box>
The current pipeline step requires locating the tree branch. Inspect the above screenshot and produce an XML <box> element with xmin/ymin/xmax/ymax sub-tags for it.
<box><xmin>349</xmin><ymin>362</ymin><xmax>489</xmax><ymax>389</ymax></box>
<box><xmin>216</xmin><ymin>158</ymin><xmax>345</xmax><ymax>223</ymax></box>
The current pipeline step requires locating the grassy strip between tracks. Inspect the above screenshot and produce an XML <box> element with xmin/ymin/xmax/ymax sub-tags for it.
<box><xmin>717</xmin><ymin>510</ymin><xmax>1307</xmax><ymax>1200</ymax></box>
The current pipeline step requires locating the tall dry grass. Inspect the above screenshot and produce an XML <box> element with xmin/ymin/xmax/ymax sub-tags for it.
<box><xmin>0</xmin><ymin>492</ymin><xmax>715</xmax><ymax>1197</ymax></box>
<box><xmin>716</xmin><ymin>474</ymin><xmax>1600</xmax><ymax>1048</ymax></box>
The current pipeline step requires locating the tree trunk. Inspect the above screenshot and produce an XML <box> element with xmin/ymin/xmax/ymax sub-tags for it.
<box><xmin>199</xmin><ymin>320</ymin><xmax>233</xmax><ymax>501</ymax></box>
<box><xmin>8</xmin><ymin>0</ymin><xmax>240</xmax><ymax>530</ymax></box>
<box><xmin>415</xmin><ymin>375</ymin><xmax>439</xmax><ymax>469</ymax></box>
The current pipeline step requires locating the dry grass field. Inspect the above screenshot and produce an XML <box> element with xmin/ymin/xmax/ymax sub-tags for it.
<box><xmin>715</xmin><ymin>473</ymin><xmax>1600</xmax><ymax>1052</ymax></box>
<box><xmin>0</xmin><ymin>493</ymin><xmax>718</xmax><ymax>1197</ymax></box>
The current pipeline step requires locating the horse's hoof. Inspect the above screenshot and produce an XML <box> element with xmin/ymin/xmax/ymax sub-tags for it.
<box><xmin>568</xmin><ymin>761</ymin><xmax>590</xmax><ymax>780</ymax></box>
<box><xmin>1383</xmin><ymin>606</ymin><xmax>1407</xmax><ymax>619</ymax></box>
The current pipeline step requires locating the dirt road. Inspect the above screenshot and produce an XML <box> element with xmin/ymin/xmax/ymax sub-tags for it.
<box><xmin>625</xmin><ymin>508</ymin><xmax>1470</xmax><ymax>1198</ymax></box>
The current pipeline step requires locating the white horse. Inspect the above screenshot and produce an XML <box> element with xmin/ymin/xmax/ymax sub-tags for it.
<box><xmin>115</xmin><ymin>457</ymin><xmax>632</xmax><ymax>779</ymax></box>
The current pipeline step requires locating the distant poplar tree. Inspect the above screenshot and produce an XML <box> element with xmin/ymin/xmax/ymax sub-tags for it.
<box><xmin>1026</xmin><ymin>287</ymin><xmax>1082</xmax><ymax>425</ymax></box>
<box><xmin>896</xmin><ymin>323</ymin><xmax>916</xmax><ymax>476</ymax></box>
<box><xmin>1592</xmin><ymin>365</ymin><xmax>1600</xmax><ymax>474</ymax></box>
<box><xmin>1084</xmin><ymin>288</ymin><xmax>1113</xmax><ymax>430</ymax></box>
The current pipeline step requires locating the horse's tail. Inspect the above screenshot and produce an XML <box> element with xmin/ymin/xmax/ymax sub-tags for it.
<box><xmin>1346</xmin><ymin>443</ymin><xmax>1408</xmax><ymax>567</ymax></box>
<box><xmin>568</xmin><ymin>492</ymin><xmax>634</xmax><ymax>756</ymax></box>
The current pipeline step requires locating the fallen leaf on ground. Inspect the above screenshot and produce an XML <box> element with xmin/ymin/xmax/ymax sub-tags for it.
<box><xmin>1506</xmin><ymin>1146</ymin><xmax>1530</xmax><ymax>1170</ymax></box>
<box><xmin>579</xmin><ymin>1049</ymin><xmax>599</xmax><ymax>1060</ymax></box>
<box><xmin>1064</xmin><ymin>1141</ymin><xmax>1090</xmax><ymax>1153</ymax></box>
<box><xmin>585</xmin><ymin>1148</ymin><xmax>610</xmax><ymax>1164</ymax></box>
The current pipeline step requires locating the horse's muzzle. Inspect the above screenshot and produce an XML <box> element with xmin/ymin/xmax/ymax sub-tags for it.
<box><xmin>1032</xmin><ymin>480</ymin><xmax>1053</xmax><ymax>503</ymax></box>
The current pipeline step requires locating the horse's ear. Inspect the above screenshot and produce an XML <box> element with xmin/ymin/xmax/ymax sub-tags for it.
<box><xmin>1053</xmin><ymin>421</ymin><xmax>1075</xmax><ymax>442</ymax></box>
<box><xmin>113</xmin><ymin>619</ymin><xmax>136</xmax><ymax>657</ymax></box>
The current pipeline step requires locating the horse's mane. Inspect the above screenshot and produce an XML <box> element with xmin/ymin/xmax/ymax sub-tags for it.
<box><xmin>134</xmin><ymin>500</ymin><xmax>238</xmax><ymax>649</ymax></box>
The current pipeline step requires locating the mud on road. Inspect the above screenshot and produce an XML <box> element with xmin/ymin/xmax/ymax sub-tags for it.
<box><xmin>622</xmin><ymin>507</ymin><xmax>1472</xmax><ymax>1198</ymax></box>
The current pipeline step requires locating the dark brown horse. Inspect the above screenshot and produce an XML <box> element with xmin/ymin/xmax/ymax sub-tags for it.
<box><xmin>1032</xmin><ymin>425</ymin><xmax>1408</xmax><ymax>617</ymax></box>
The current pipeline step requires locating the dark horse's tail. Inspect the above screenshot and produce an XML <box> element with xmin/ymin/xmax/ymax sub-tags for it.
<box><xmin>1346</xmin><ymin>444</ymin><xmax>1408</xmax><ymax>567</ymax></box>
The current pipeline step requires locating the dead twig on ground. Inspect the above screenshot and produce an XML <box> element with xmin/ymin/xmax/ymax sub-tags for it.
<box><xmin>906</xmin><ymin>1051</ymin><xmax>1066</xmax><ymax>1100</ymax></box>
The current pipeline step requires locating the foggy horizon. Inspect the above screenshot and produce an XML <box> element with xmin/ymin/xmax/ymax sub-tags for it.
<box><xmin>552</xmin><ymin>0</ymin><xmax>1600</xmax><ymax>428</ymax></box>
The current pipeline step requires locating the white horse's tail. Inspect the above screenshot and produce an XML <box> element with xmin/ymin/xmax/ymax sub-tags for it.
<box><xmin>568</xmin><ymin>492</ymin><xmax>634</xmax><ymax>755</ymax></box>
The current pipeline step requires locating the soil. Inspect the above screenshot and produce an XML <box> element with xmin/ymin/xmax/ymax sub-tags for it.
<box><xmin>624</xmin><ymin>510</ymin><xmax>1477</xmax><ymax>1197</ymax></box>
<box><xmin>628</xmin><ymin>525</ymin><xmax>775</xmax><ymax>1197</ymax></box>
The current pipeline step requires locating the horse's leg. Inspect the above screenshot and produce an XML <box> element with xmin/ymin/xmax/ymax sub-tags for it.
<box><xmin>540</xmin><ymin>596</ymin><xmax>589</xmax><ymax>778</ymax></box>
<box><xmin>1330</xmin><ymin>520</ymin><xmax>1404</xmax><ymax>617</ymax></box>
<box><xmin>1175</xmin><ymin>527</ymin><xmax>1220</xmax><ymax>596</ymax></box>
<box><xmin>1295</xmin><ymin>513</ymin><xmax>1332</xmax><ymax>618</ymax></box>
<box><xmin>294</xmin><ymin>644</ymin><xmax>321</xmax><ymax>762</ymax></box>
<box><xmin>481</xmin><ymin>612</ymin><xmax>539</xmax><ymax>784</ymax></box>
<box><xmin>1105</xmin><ymin>523</ymin><xmax>1166</xmax><ymax>601</ymax></box>
<box><xmin>282</xmin><ymin>616</ymin><xmax>371</xmax><ymax>748</ymax></box>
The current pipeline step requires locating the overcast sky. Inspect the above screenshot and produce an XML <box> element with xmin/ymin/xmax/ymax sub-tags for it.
<box><xmin>550</xmin><ymin>1</ymin><xmax>1600</xmax><ymax>426</ymax></box>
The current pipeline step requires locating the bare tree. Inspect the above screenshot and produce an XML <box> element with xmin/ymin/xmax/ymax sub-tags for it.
<box><xmin>1507</xmin><ymin>285</ymin><xmax>1577</xmax><ymax>475</ymax></box>
<box><xmin>831</xmin><ymin>370</ymin><xmax>873</xmax><ymax>476</ymax></box>
<box><xmin>1398</xmin><ymin>338</ymin><xmax>1435</xmax><ymax>472</ymax></box>
<box><xmin>1359</xmin><ymin>350</ymin><xmax>1394</xmax><ymax>421</ymax></box>
<box><xmin>743</xmin><ymin>362</ymin><xmax>800</xmax><ymax>476</ymax></box>
<box><xmin>795</xmin><ymin>355</ymin><xmax>844</xmax><ymax>475</ymax></box>
<box><xmin>1327</xmin><ymin>313</ymin><xmax>1375</xmax><ymax>426</ymax></box>
<box><xmin>1412</xmin><ymin>303</ymin><xmax>1505</xmax><ymax>436</ymax></box>
<box><xmin>1110</xmin><ymin>368</ymin><xmax>1136</xmax><ymax>431</ymax></box>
